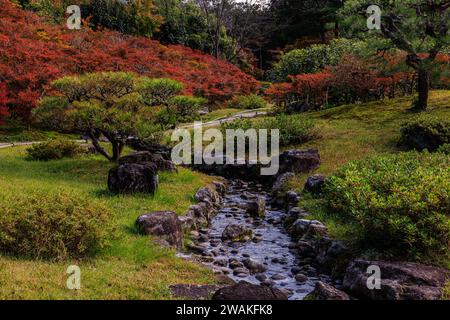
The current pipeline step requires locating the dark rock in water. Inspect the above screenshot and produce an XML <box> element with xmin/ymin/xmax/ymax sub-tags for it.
<box><xmin>135</xmin><ymin>211</ymin><xmax>183</xmax><ymax>248</ymax></box>
<box><xmin>289</xmin><ymin>219</ymin><xmax>327</xmax><ymax>239</ymax></box>
<box><xmin>271</xmin><ymin>273</ymin><xmax>287</xmax><ymax>281</ymax></box>
<box><xmin>255</xmin><ymin>273</ymin><xmax>267</xmax><ymax>282</ymax></box>
<box><xmin>295</xmin><ymin>273</ymin><xmax>308</xmax><ymax>283</ymax></box>
<box><xmin>229</xmin><ymin>259</ymin><xmax>244</xmax><ymax>269</ymax></box>
<box><xmin>212</xmin><ymin>281</ymin><xmax>288</xmax><ymax>300</ymax></box>
<box><xmin>245</xmin><ymin>197</ymin><xmax>266</xmax><ymax>217</ymax></box>
<box><xmin>233</xmin><ymin>267</ymin><xmax>250</xmax><ymax>275</ymax></box>
<box><xmin>305</xmin><ymin>281</ymin><xmax>350</xmax><ymax>300</ymax></box>
<box><xmin>279</xmin><ymin>149</ymin><xmax>320</xmax><ymax>174</ymax></box>
<box><xmin>108</xmin><ymin>163</ymin><xmax>158</xmax><ymax>194</ymax></box>
<box><xmin>343</xmin><ymin>260</ymin><xmax>449</xmax><ymax>300</ymax></box>
<box><xmin>304</xmin><ymin>174</ymin><xmax>326</xmax><ymax>195</ymax></box>
<box><xmin>222</xmin><ymin>224</ymin><xmax>253</xmax><ymax>242</ymax></box>
<box><xmin>243</xmin><ymin>258</ymin><xmax>268</xmax><ymax>274</ymax></box>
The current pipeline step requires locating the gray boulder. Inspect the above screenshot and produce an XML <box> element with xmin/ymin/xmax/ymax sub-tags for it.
<box><xmin>245</xmin><ymin>197</ymin><xmax>266</xmax><ymax>217</ymax></box>
<box><xmin>305</xmin><ymin>281</ymin><xmax>350</xmax><ymax>300</ymax></box>
<box><xmin>136</xmin><ymin>211</ymin><xmax>183</xmax><ymax>249</ymax></box>
<box><xmin>279</xmin><ymin>149</ymin><xmax>321</xmax><ymax>174</ymax></box>
<box><xmin>222</xmin><ymin>224</ymin><xmax>253</xmax><ymax>242</ymax></box>
<box><xmin>304</xmin><ymin>174</ymin><xmax>326</xmax><ymax>195</ymax></box>
<box><xmin>343</xmin><ymin>260</ymin><xmax>449</xmax><ymax>300</ymax></box>
<box><xmin>108</xmin><ymin>162</ymin><xmax>158</xmax><ymax>194</ymax></box>
<box><xmin>212</xmin><ymin>281</ymin><xmax>288</xmax><ymax>300</ymax></box>
<box><xmin>290</xmin><ymin>219</ymin><xmax>327</xmax><ymax>239</ymax></box>
<box><xmin>243</xmin><ymin>258</ymin><xmax>268</xmax><ymax>274</ymax></box>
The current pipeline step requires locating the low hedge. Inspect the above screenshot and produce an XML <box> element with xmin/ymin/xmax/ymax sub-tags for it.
<box><xmin>26</xmin><ymin>139</ymin><xmax>84</xmax><ymax>161</ymax></box>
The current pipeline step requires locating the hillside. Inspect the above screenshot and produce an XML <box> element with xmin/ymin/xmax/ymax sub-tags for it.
<box><xmin>0</xmin><ymin>0</ymin><xmax>258</xmax><ymax>120</ymax></box>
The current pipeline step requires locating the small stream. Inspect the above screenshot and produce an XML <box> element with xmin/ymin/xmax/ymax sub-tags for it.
<box><xmin>183</xmin><ymin>180</ymin><xmax>331</xmax><ymax>300</ymax></box>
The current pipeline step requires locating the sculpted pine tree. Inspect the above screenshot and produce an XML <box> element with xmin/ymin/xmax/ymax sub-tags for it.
<box><xmin>34</xmin><ymin>72</ymin><xmax>181</xmax><ymax>161</ymax></box>
<box><xmin>341</xmin><ymin>0</ymin><xmax>450</xmax><ymax>110</ymax></box>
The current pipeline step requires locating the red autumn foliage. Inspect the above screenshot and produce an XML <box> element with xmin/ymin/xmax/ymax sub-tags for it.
<box><xmin>0</xmin><ymin>0</ymin><xmax>259</xmax><ymax>121</ymax></box>
<box><xmin>289</xmin><ymin>72</ymin><xmax>333</xmax><ymax>107</ymax></box>
<box><xmin>0</xmin><ymin>82</ymin><xmax>8</xmax><ymax>122</ymax></box>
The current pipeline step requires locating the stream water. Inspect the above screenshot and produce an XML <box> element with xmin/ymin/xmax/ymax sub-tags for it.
<box><xmin>182</xmin><ymin>180</ymin><xmax>331</xmax><ymax>300</ymax></box>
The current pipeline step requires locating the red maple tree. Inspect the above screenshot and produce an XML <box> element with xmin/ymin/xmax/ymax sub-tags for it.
<box><xmin>0</xmin><ymin>0</ymin><xmax>259</xmax><ymax>121</ymax></box>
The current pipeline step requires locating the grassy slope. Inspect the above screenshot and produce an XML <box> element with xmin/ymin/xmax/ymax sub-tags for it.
<box><xmin>289</xmin><ymin>91</ymin><xmax>450</xmax><ymax>251</ymax></box>
<box><xmin>0</xmin><ymin>147</ymin><xmax>217</xmax><ymax>299</ymax></box>
<box><xmin>291</xmin><ymin>90</ymin><xmax>450</xmax><ymax>185</ymax></box>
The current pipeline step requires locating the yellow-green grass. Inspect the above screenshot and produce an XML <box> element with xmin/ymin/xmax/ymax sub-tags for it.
<box><xmin>0</xmin><ymin>146</ymin><xmax>217</xmax><ymax>299</ymax></box>
<box><xmin>291</xmin><ymin>90</ymin><xmax>450</xmax><ymax>187</ymax></box>
<box><xmin>291</xmin><ymin>91</ymin><xmax>450</xmax><ymax>249</ymax></box>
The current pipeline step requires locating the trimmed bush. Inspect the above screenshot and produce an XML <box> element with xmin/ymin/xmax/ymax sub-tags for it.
<box><xmin>324</xmin><ymin>152</ymin><xmax>450</xmax><ymax>260</ymax></box>
<box><xmin>400</xmin><ymin>115</ymin><xmax>450</xmax><ymax>151</ymax></box>
<box><xmin>260</xmin><ymin>114</ymin><xmax>315</xmax><ymax>146</ymax></box>
<box><xmin>26</xmin><ymin>139</ymin><xmax>84</xmax><ymax>161</ymax></box>
<box><xmin>220</xmin><ymin>114</ymin><xmax>315</xmax><ymax>147</ymax></box>
<box><xmin>228</xmin><ymin>94</ymin><xmax>268</xmax><ymax>110</ymax></box>
<box><xmin>0</xmin><ymin>190</ymin><xmax>114</xmax><ymax>260</ymax></box>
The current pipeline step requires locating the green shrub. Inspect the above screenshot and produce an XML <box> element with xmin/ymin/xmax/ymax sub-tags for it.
<box><xmin>220</xmin><ymin>114</ymin><xmax>315</xmax><ymax>147</ymax></box>
<box><xmin>437</xmin><ymin>143</ymin><xmax>450</xmax><ymax>155</ymax></box>
<box><xmin>260</xmin><ymin>114</ymin><xmax>315</xmax><ymax>146</ymax></box>
<box><xmin>228</xmin><ymin>94</ymin><xmax>268</xmax><ymax>110</ymax></box>
<box><xmin>0</xmin><ymin>190</ymin><xmax>114</xmax><ymax>260</ymax></box>
<box><xmin>26</xmin><ymin>139</ymin><xmax>84</xmax><ymax>161</ymax></box>
<box><xmin>170</xmin><ymin>95</ymin><xmax>207</xmax><ymax>121</ymax></box>
<box><xmin>324</xmin><ymin>152</ymin><xmax>450</xmax><ymax>261</ymax></box>
<box><xmin>268</xmin><ymin>38</ymin><xmax>370</xmax><ymax>82</ymax></box>
<box><xmin>400</xmin><ymin>115</ymin><xmax>450</xmax><ymax>151</ymax></box>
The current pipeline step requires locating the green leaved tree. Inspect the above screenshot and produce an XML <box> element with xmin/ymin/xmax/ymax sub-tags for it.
<box><xmin>33</xmin><ymin>72</ymin><xmax>183</xmax><ymax>161</ymax></box>
<box><xmin>340</xmin><ymin>0</ymin><xmax>450</xmax><ymax>110</ymax></box>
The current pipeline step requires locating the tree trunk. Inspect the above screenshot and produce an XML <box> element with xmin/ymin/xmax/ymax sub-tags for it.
<box><xmin>89</xmin><ymin>131</ymin><xmax>113</xmax><ymax>161</ymax></box>
<box><xmin>415</xmin><ymin>68</ymin><xmax>429</xmax><ymax>110</ymax></box>
<box><xmin>111</xmin><ymin>141</ymin><xmax>122</xmax><ymax>162</ymax></box>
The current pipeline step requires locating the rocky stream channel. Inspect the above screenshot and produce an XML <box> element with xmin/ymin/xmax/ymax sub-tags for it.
<box><xmin>179</xmin><ymin>179</ymin><xmax>333</xmax><ymax>300</ymax></box>
<box><xmin>125</xmin><ymin>149</ymin><xmax>449</xmax><ymax>300</ymax></box>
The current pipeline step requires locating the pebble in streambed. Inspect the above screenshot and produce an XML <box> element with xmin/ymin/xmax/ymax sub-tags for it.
<box><xmin>189</xmin><ymin>180</ymin><xmax>330</xmax><ymax>300</ymax></box>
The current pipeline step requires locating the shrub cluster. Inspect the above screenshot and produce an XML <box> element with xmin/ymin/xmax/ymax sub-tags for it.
<box><xmin>268</xmin><ymin>38</ymin><xmax>370</xmax><ymax>82</ymax></box>
<box><xmin>0</xmin><ymin>190</ymin><xmax>114</xmax><ymax>260</ymax></box>
<box><xmin>324</xmin><ymin>152</ymin><xmax>450</xmax><ymax>260</ymax></box>
<box><xmin>221</xmin><ymin>114</ymin><xmax>315</xmax><ymax>147</ymax></box>
<box><xmin>26</xmin><ymin>139</ymin><xmax>85</xmax><ymax>161</ymax></box>
<box><xmin>400</xmin><ymin>115</ymin><xmax>450</xmax><ymax>151</ymax></box>
<box><xmin>227</xmin><ymin>94</ymin><xmax>268</xmax><ymax>110</ymax></box>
